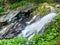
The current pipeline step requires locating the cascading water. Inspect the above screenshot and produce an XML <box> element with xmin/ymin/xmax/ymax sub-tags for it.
<box><xmin>0</xmin><ymin>5</ymin><xmax>57</xmax><ymax>40</ymax></box>
<box><xmin>0</xmin><ymin>4</ymin><xmax>34</xmax><ymax>39</ymax></box>
<box><xmin>18</xmin><ymin>7</ymin><xmax>57</xmax><ymax>40</ymax></box>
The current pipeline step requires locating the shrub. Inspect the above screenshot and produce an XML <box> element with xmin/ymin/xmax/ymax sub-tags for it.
<box><xmin>25</xmin><ymin>0</ymin><xmax>54</xmax><ymax>4</ymax></box>
<box><xmin>9</xmin><ymin>1</ymin><xmax>28</xmax><ymax>9</ymax></box>
<box><xmin>5</xmin><ymin>0</ymin><xmax>22</xmax><ymax>4</ymax></box>
<box><xmin>0</xmin><ymin>7</ymin><xmax>4</xmax><ymax>12</ymax></box>
<box><xmin>0</xmin><ymin>37</ymin><xmax>27</xmax><ymax>45</ymax></box>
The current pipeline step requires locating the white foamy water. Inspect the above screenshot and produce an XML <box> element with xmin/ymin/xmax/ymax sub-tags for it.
<box><xmin>18</xmin><ymin>7</ymin><xmax>56</xmax><ymax>40</ymax></box>
<box><xmin>26</xmin><ymin>15</ymin><xmax>37</xmax><ymax>24</ymax></box>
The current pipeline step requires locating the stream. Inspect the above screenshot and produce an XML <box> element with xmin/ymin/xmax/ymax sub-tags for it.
<box><xmin>0</xmin><ymin>5</ymin><xmax>57</xmax><ymax>40</ymax></box>
<box><xmin>18</xmin><ymin>7</ymin><xmax>56</xmax><ymax>40</ymax></box>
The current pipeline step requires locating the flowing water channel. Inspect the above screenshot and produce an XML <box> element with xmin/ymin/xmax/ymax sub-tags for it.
<box><xmin>0</xmin><ymin>6</ymin><xmax>57</xmax><ymax>40</ymax></box>
<box><xmin>18</xmin><ymin>7</ymin><xmax>56</xmax><ymax>40</ymax></box>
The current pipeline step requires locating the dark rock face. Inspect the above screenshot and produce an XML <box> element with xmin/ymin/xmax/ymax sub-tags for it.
<box><xmin>0</xmin><ymin>8</ymin><xmax>33</xmax><ymax>39</ymax></box>
<box><xmin>5</xmin><ymin>34</ymin><xmax>15</xmax><ymax>39</ymax></box>
<box><xmin>0</xmin><ymin>3</ymin><xmax>36</xmax><ymax>39</ymax></box>
<box><xmin>24</xmin><ymin>10</ymin><xmax>32</xmax><ymax>18</ymax></box>
<box><xmin>15</xmin><ymin>10</ymin><xmax>31</xmax><ymax>21</ymax></box>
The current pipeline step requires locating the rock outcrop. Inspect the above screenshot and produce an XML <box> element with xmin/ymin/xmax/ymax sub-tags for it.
<box><xmin>0</xmin><ymin>4</ymin><xmax>34</xmax><ymax>39</ymax></box>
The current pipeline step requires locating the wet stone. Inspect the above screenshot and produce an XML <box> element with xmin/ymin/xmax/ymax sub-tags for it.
<box><xmin>5</xmin><ymin>34</ymin><xmax>15</xmax><ymax>39</ymax></box>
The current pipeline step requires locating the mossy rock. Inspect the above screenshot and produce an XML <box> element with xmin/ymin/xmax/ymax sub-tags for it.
<box><xmin>31</xmin><ymin>3</ymin><xmax>50</xmax><ymax>17</ymax></box>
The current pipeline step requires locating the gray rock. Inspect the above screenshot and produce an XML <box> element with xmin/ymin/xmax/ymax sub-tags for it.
<box><xmin>5</xmin><ymin>34</ymin><xmax>15</xmax><ymax>38</ymax></box>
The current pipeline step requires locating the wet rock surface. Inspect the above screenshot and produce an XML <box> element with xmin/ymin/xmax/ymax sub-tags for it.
<box><xmin>0</xmin><ymin>4</ymin><xmax>34</xmax><ymax>39</ymax></box>
<box><xmin>0</xmin><ymin>4</ymin><xmax>56</xmax><ymax>40</ymax></box>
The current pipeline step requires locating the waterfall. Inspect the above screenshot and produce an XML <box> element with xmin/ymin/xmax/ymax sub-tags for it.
<box><xmin>26</xmin><ymin>15</ymin><xmax>37</xmax><ymax>24</ymax></box>
<box><xmin>18</xmin><ymin>7</ymin><xmax>56</xmax><ymax>40</ymax></box>
<box><xmin>0</xmin><ymin>6</ymin><xmax>57</xmax><ymax>40</ymax></box>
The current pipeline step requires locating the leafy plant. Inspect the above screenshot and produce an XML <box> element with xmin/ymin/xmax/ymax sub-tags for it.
<box><xmin>9</xmin><ymin>1</ymin><xmax>28</xmax><ymax>9</ymax></box>
<box><xmin>0</xmin><ymin>7</ymin><xmax>4</xmax><ymax>12</ymax></box>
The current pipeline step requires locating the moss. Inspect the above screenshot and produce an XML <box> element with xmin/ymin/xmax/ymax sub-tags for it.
<box><xmin>9</xmin><ymin>1</ymin><xmax>28</xmax><ymax>9</ymax></box>
<box><xmin>31</xmin><ymin>3</ymin><xmax>50</xmax><ymax>17</ymax></box>
<box><xmin>55</xmin><ymin>8</ymin><xmax>60</xmax><ymax>13</ymax></box>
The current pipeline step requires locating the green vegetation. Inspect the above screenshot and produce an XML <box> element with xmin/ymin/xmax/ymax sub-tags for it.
<box><xmin>0</xmin><ymin>7</ymin><xmax>5</xmax><ymax>16</ymax></box>
<box><xmin>0</xmin><ymin>0</ymin><xmax>60</xmax><ymax>45</ymax></box>
<box><xmin>7</xmin><ymin>0</ymin><xmax>22</xmax><ymax>4</ymax></box>
<box><xmin>0</xmin><ymin>0</ymin><xmax>5</xmax><ymax>16</ymax></box>
<box><xmin>0</xmin><ymin>0</ymin><xmax>2</xmax><ymax>6</ymax></box>
<box><xmin>56</xmin><ymin>7</ymin><xmax>60</xmax><ymax>13</ymax></box>
<box><xmin>32</xmin><ymin>3</ymin><xmax>50</xmax><ymax>17</ymax></box>
<box><xmin>0</xmin><ymin>1</ymin><xmax>28</xmax><ymax>16</ymax></box>
<box><xmin>9</xmin><ymin>1</ymin><xmax>28</xmax><ymax>9</ymax></box>
<box><xmin>24</xmin><ymin>0</ymin><xmax>54</xmax><ymax>4</ymax></box>
<box><xmin>0</xmin><ymin>0</ymin><xmax>59</xmax><ymax>16</ymax></box>
<box><xmin>0</xmin><ymin>37</ymin><xmax>27</xmax><ymax>45</ymax></box>
<box><xmin>0</xmin><ymin>0</ymin><xmax>4</xmax><ymax>12</ymax></box>
<box><xmin>0</xmin><ymin>7</ymin><xmax>5</xmax><ymax>12</ymax></box>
